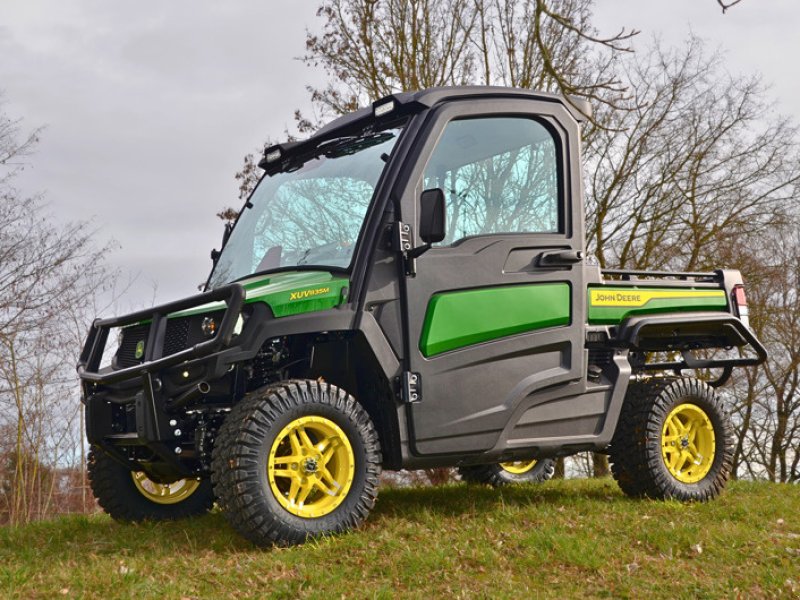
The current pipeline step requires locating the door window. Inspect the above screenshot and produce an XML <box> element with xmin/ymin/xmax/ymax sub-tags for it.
<box><xmin>422</xmin><ymin>117</ymin><xmax>560</xmax><ymax>245</ymax></box>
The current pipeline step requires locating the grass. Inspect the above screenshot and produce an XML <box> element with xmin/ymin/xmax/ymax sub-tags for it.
<box><xmin>1</xmin><ymin>479</ymin><xmax>798</xmax><ymax>599</ymax></box>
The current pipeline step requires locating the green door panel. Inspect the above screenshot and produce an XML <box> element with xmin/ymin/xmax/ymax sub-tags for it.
<box><xmin>587</xmin><ymin>287</ymin><xmax>727</xmax><ymax>325</ymax></box>
<box><xmin>419</xmin><ymin>283</ymin><xmax>571</xmax><ymax>357</ymax></box>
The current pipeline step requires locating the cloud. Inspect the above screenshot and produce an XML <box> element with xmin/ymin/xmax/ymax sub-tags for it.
<box><xmin>0</xmin><ymin>1</ymin><xmax>323</xmax><ymax>308</ymax></box>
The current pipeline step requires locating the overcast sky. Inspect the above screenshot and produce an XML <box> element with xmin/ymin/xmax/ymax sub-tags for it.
<box><xmin>1</xmin><ymin>1</ymin><xmax>797</xmax><ymax>312</ymax></box>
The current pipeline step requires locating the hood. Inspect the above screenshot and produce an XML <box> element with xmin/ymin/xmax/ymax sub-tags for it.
<box><xmin>170</xmin><ymin>271</ymin><xmax>349</xmax><ymax>319</ymax></box>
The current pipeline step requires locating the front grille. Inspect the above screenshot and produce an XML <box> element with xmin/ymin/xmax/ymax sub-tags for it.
<box><xmin>116</xmin><ymin>324</ymin><xmax>148</xmax><ymax>368</ymax></box>
<box><xmin>164</xmin><ymin>318</ymin><xmax>191</xmax><ymax>355</ymax></box>
<box><xmin>113</xmin><ymin>311</ymin><xmax>226</xmax><ymax>369</ymax></box>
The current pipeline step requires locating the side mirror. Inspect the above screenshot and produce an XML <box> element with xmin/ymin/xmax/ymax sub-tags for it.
<box><xmin>419</xmin><ymin>188</ymin><xmax>446</xmax><ymax>244</ymax></box>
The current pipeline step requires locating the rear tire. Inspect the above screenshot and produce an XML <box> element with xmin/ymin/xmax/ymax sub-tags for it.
<box><xmin>609</xmin><ymin>377</ymin><xmax>733</xmax><ymax>501</ymax></box>
<box><xmin>459</xmin><ymin>458</ymin><xmax>556</xmax><ymax>487</ymax></box>
<box><xmin>88</xmin><ymin>449</ymin><xmax>213</xmax><ymax>522</ymax></box>
<box><xmin>211</xmin><ymin>380</ymin><xmax>382</xmax><ymax>547</ymax></box>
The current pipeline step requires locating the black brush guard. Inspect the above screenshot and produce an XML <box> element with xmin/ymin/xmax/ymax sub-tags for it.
<box><xmin>77</xmin><ymin>283</ymin><xmax>245</xmax><ymax>385</ymax></box>
<box><xmin>77</xmin><ymin>284</ymin><xmax>245</xmax><ymax>477</ymax></box>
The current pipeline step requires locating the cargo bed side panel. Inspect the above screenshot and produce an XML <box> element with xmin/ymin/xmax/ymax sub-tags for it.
<box><xmin>587</xmin><ymin>286</ymin><xmax>728</xmax><ymax>325</ymax></box>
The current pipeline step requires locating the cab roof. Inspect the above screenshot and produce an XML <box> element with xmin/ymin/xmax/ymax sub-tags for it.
<box><xmin>260</xmin><ymin>86</ymin><xmax>591</xmax><ymax>169</ymax></box>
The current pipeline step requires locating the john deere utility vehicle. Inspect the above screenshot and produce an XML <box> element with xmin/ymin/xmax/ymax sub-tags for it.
<box><xmin>78</xmin><ymin>86</ymin><xmax>766</xmax><ymax>546</ymax></box>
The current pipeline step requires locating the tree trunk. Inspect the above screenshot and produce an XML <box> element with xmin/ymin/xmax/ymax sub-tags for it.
<box><xmin>592</xmin><ymin>453</ymin><xmax>610</xmax><ymax>477</ymax></box>
<box><xmin>424</xmin><ymin>468</ymin><xmax>454</xmax><ymax>485</ymax></box>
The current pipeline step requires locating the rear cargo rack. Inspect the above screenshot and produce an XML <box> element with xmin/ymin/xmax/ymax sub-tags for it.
<box><xmin>601</xmin><ymin>269</ymin><xmax>721</xmax><ymax>282</ymax></box>
<box><xmin>600</xmin><ymin>269</ymin><xmax>724</xmax><ymax>289</ymax></box>
<box><xmin>77</xmin><ymin>283</ymin><xmax>245</xmax><ymax>385</ymax></box>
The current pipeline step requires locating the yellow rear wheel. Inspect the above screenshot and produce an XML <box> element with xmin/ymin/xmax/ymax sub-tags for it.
<box><xmin>499</xmin><ymin>459</ymin><xmax>538</xmax><ymax>475</ymax></box>
<box><xmin>661</xmin><ymin>403</ymin><xmax>715</xmax><ymax>484</ymax></box>
<box><xmin>609</xmin><ymin>378</ymin><xmax>732</xmax><ymax>502</ymax></box>
<box><xmin>267</xmin><ymin>415</ymin><xmax>356</xmax><ymax>519</ymax></box>
<box><xmin>460</xmin><ymin>458</ymin><xmax>555</xmax><ymax>486</ymax></box>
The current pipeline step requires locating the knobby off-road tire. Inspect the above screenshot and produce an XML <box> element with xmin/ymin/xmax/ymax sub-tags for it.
<box><xmin>459</xmin><ymin>458</ymin><xmax>556</xmax><ymax>487</ymax></box>
<box><xmin>88</xmin><ymin>449</ymin><xmax>213</xmax><ymax>521</ymax></box>
<box><xmin>609</xmin><ymin>377</ymin><xmax>733</xmax><ymax>501</ymax></box>
<box><xmin>211</xmin><ymin>380</ymin><xmax>382</xmax><ymax>547</ymax></box>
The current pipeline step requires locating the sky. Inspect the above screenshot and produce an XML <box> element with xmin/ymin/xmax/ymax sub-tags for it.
<box><xmin>0</xmin><ymin>0</ymin><xmax>798</xmax><ymax>312</ymax></box>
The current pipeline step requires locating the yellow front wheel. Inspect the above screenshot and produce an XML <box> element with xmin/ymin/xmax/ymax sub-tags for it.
<box><xmin>131</xmin><ymin>472</ymin><xmax>202</xmax><ymax>505</ymax></box>
<box><xmin>267</xmin><ymin>416</ymin><xmax>355</xmax><ymax>518</ymax></box>
<box><xmin>212</xmin><ymin>380</ymin><xmax>382</xmax><ymax>547</ymax></box>
<box><xmin>87</xmin><ymin>450</ymin><xmax>214</xmax><ymax>522</ymax></box>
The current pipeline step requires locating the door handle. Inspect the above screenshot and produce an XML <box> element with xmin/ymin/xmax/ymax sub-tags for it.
<box><xmin>538</xmin><ymin>250</ymin><xmax>585</xmax><ymax>267</ymax></box>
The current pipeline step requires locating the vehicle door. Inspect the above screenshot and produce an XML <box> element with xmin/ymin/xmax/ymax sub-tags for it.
<box><xmin>399</xmin><ymin>98</ymin><xmax>587</xmax><ymax>456</ymax></box>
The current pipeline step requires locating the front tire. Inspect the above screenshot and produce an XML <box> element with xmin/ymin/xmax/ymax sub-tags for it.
<box><xmin>609</xmin><ymin>377</ymin><xmax>733</xmax><ymax>501</ymax></box>
<box><xmin>211</xmin><ymin>380</ymin><xmax>382</xmax><ymax>546</ymax></box>
<box><xmin>459</xmin><ymin>458</ymin><xmax>556</xmax><ymax>487</ymax></box>
<box><xmin>88</xmin><ymin>449</ymin><xmax>214</xmax><ymax>521</ymax></box>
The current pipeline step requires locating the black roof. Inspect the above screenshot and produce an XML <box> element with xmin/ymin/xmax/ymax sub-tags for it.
<box><xmin>260</xmin><ymin>86</ymin><xmax>591</xmax><ymax>169</ymax></box>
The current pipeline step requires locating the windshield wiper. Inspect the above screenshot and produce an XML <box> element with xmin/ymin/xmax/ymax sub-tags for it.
<box><xmin>296</xmin><ymin>247</ymin><xmax>313</xmax><ymax>266</ymax></box>
<box><xmin>276</xmin><ymin>132</ymin><xmax>396</xmax><ymax>174</ymax></box>
<box><xmin>322</xmin><ymin>132</ymin><xmax>395</xmax><ymax>158</ymax></box>
<box><xmin>296</xmin><ymin>241</ymin><xmax>342</xmax><ymax>266</ymax></box>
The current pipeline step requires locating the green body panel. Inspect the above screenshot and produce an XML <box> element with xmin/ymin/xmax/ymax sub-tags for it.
<box><xmin>169</xmin><ymin>271</ymin><xmax>349</xmax><ymax>319</ymax></box>
<box><xmin>243</xmin><ymin>271</ymin><xmax>349</xmax><ymax>317</ymax></box>
<box><xmin>419</xmin><ymin>283</ymin><xmax>571</xmax><ymax>357</ymax></box>
<box><xmin>587</xmin><ymin>286</ymin><xmax>728</xmax><ymax>325</ymax></box>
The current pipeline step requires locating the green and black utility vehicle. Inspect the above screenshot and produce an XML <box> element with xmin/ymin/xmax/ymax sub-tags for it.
<box><xmin>78</xmin><ymin>86</ymin><xmax>766</xmax><ymax>546</ymax></box>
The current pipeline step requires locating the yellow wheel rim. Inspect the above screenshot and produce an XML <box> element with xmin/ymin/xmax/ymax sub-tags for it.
<box><xmin>661</xmin><ymin>403</ymin><xmax>716</xmax><ymax>484</ymax></box>
<box><xmin>131</xmin><ymin>472</ymin><xmax>201</xmax><ymax>505</ymax></box>
<box><xmin>499</xmin><ymin>459</ymin><xmax>538</xmax><ymax>475</ymax></box>
<box><xmin>267</xmin><ymin>415</ymin><xmax>355</xmax><ymax>519</ymax></box>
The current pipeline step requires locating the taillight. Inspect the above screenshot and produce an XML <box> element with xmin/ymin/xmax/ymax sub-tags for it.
<box><xmin>733</xmin><ymin>285</ymin><xmax>747</xmax><ymax>307</ymax></box>
<box><xmin>732</xmin><ymin>284</ymin><xmax>749</xmax><ymax>328</ymax></box>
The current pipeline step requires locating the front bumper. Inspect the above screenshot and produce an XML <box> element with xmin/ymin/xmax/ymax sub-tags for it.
<box><xmin>77</xmin><ymin>284</ymin><xmax>246</xmax><ymax>478</ymax></box>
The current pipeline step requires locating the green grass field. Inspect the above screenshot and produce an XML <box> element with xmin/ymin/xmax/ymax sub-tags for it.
<box><xmin>1</xmin><ymin>479</ymin><xmax>798</xmax><ymax>599</ymax></box>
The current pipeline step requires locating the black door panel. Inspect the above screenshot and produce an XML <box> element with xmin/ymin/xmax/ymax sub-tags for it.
<box><xmin>396</xmin><ymin>100</ymin><xmax>588</xmax><ymax>457</ymax></box>
<box><xmin>406</xmin><ymin>237</ymin><xmax>584</xmax><ymax>455</ymax></box>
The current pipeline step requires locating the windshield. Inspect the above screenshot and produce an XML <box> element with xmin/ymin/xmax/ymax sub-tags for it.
<box><xmin>208</xmin><ymin>126</ymin><xmax>403</xmax><ymax>288</ymax></box>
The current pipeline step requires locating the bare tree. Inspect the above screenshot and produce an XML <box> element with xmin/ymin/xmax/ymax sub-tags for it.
<box><xmin>585</xmin><ymin>37</ymin><xmax>800</xmax><ymax>272</ymax></box>
<box><xmin>303</xmin><ymin>0</ymin><xmax>636</xmax><ymax>126</ymax></box>
<box><xmin>582</xmin><ymin>37</ymin><xmax>800</xmax><ymax>477</ymax></box>
<box><xmin>717</xmin><ymin>0</ymin><xmax>745</xmax><ymax>13</ymax></box>
<box><xmin>0</xmin><ymin>96</ymin><xmax>40</xmax><ymax>173</ymax></box>
<box><xmin>0</xmin><ymin>99</ymin><xmax>114</xmax><ymax>524</ymax></box>
<box><xmin>235</xmin><ymin>0</ymin><xmax>638</xmax><ymax>199</ymax></box>
<box><xmin>724</xmin><ymin>220</ymin><xmax>800</xmax><ymax>482</ymax></box>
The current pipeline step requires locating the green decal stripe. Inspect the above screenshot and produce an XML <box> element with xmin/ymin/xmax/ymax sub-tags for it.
<box><xmin>244</xmin><ymin>271</ymin><xmax>349</xmax><ymax>318</ymax></box>
<box><xmin>587</xmin><ymin>287</ymin><xmax>727</xmax><ymax>325</ymax></box>
<box><xmin>167</xmin><ymin>271</ymin><xmax>349</xmax><ymax>320</ymax></box>
<box><xmin>419</xmin><ymin>283</ymin><xmax>571</xmax><ymax>357</ymax></box>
